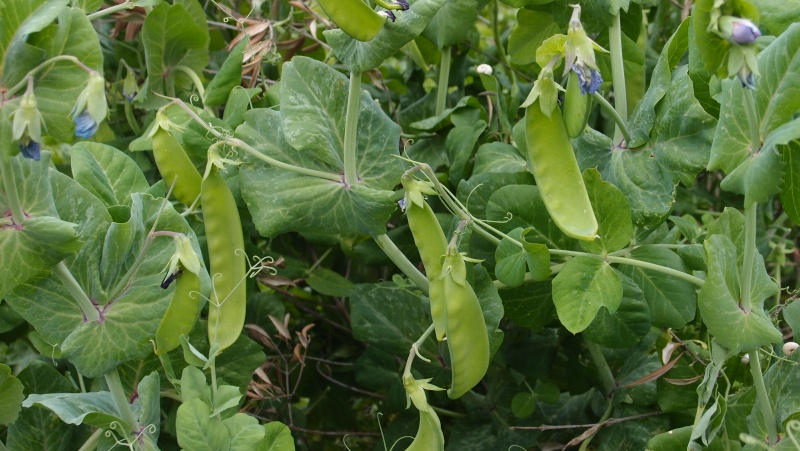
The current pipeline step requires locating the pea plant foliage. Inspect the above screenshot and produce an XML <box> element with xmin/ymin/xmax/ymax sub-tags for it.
<box><xmin>1</xmin><ymin>0</ymin><xmax>800</xmax><ymax>450</ymax></box>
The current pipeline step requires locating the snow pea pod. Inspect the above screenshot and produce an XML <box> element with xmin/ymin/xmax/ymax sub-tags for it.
<box><xmin>442</xmin><ymin>247</ymin><xmax>489</xmax><ymax>399</ymax></box>
<box><xmin>155</xmin><ymin>270</ymin><xmax>201</xmax><ymax>355</ymax></box>
<box><xmin>563</xmin><ymin>70</ymin><xmax>592</xmax><ymax>138</ymax></box>
<box><xmin>403</xmin><ymin>178</ymin><xmax>448</xmax><ymax>341</ymax></box>
<box><xmin>152</xmin><ymin>127</ymin><xmax>202</xmax><ymax>206</ymax></box>
<box><xmin>318</xmin><ymin>0</ymin><xmax>387</xmax><ymax>42</ymax></box>
<box><xmin>202</xmin><ymin>166</ymin><xmax>247</xmax><ymax>353</ymax></box>
<box><xmin>406</xmin><ymin>409</ymin><xmax>444</xmax><ymax>450</ymax></box>
<box><xmin>525</xmin><ymin>99</ymin><xmax>598</xmax><ymax>241</ymax></box>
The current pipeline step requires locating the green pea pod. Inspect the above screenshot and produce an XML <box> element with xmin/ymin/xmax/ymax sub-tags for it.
<box><xmin>155</xmin><ymin>270</ymin><xmax>201</xmax><ymax>355</ymax></box>
<box><xmin>318</xmin><ymin>0</ymin><xmax>387</xmax><ymax>42</ymax></box>
<box><xmin>404</xmin><ymin>180</ymin><xmax>449</xmax><ymax>341</ymax></box>
<box><xmin>443</xmin><ymin>248</ymin><xmax>489</xmax><ymax>399</ymax></box>
<box><xmin>152</xmin><ymin>128</ymin><xmax>203</xmax><ymax>206</ymax></box>
<box><xmin>406</xmin><ymin>409</ymin><xmax>445</xmax><ymax>450</ymax></box>
<box><xmin>563</xmin><ymin>71</ymin><xmax>592</xmax><ymax>138</ymax></box>
<box><xmin>202</xmin><ymin>167</ymin><xmax>247</xmax><ymax>353</ymax></box>
<box><xmin>525</xmin><ymin>100</ymin><xmax>598</xmax><ymax>241</ymax></box>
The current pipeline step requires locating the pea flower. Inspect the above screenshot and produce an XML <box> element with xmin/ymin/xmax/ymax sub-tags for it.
<box><xmin>122</xmin><ymin>67</ymin><xmax>139</xmax><ymax>102</ymax></box>
<box><xmin>477</xmin><ymin>64</ymin><xmax>493</xmax><ymax>76</ymax></box>
<box><xmin>161</xmin><ymin>234</ymin><xmax>203</xmax><ymax>288</ymax></box>
<box><xmin>11</xmin><ymin>81</ymin><xmax>44</xmax><ymax>160</ymax></box>
<box><xmin>718</xmin><ymin>16</ymin><xmax>761</xmax><ymax>45</ymax></box>
<box><xmin>563</xmin><ymin>5</ymin><xmax>605</xmax><ymax>95</ymax></box>
<box><xmin>520</xmin><ymin>63</ymin><xmax>562</xmax><ymax>117</ymax></box>
<box><xmin>71</xmin><ymin>71</ymin><xmax>107</xmax><ymax>139</ymax></box>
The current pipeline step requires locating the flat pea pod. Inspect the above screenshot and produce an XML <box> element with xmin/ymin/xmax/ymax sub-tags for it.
<box><xmin>406</xmin><ymin>409</ymin><xmax>445</xmax><ymax>450</ymax></box>
<box><xmin>202</xmin><ymin>167</ymin><xmax>247</xmax><ymax>353</ymax></box>
<box><xmin>443</xmin><ymin>248</ymin><xmax>489</xmax><ymax>399</ymax></box>
<box><xmin>525</xmin><ymin>99</ymin><xmax>598</xmax><ymax>241</ymax></box>
<box><xmin>563</xmin><ymin>71</ymin><xmax>592</xmax><ymax>138</ymax></box>
<box><xmin>152</xmin><ymin>128</ymin><xmax>203</xmax><ymax>206</ymax></box>
<box><xmin>155</xmin><ymin>270</ymin><xmax>201</xmax><ymax>355</ymax></box>
<box><xmin>404</xmin><ymin>181</ymin><xmax>449</xmax><ymax>341</ymax></box>
<box><xmin>318</xmin><ymin>0</ymin><xmax>386</xmax><ymax>42</ymax></box>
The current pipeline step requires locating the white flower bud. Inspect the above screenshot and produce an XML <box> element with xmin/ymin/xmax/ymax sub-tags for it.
<box><xmin>477</xmin><ymin>64</ymin><xmax>493</xmax><ymax>76</ymax></box>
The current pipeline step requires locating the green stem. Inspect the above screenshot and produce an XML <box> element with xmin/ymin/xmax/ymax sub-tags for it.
<box><xmin>749</xmin><ymin>350</ymin><xmax>778</xmax><ymax>445</ymax></box>
<box><xmin>54</xmin><ymin>262</ymin><xmax>100</xmax><ymax>322</ymax></box>
<box><xmin>229</xmin><ymin>138</ymin><xmax>341</xmax><ymax>181</ymax></box>
<box><xmin>593</xmin><ymin>91</ymin><xmax>631</xmax><ymax>143</ymax></box>
<box><xmin>435</xmin><ymin>47</ymin><xmax>452</xmax><ymax>117</ymax></box>
<box><xmin>403</xmin><ymin>41</ymin><xmax>429</xmax><ymax>71</ymax></box>
<box><xmin>374</xmin><ymin>234</ymin><xmax>429</xmax><ymax>293</ymax></box>
<box><xmin>741</xmin><ymin>201</ymin><xmax>757</xmax><ymax>312</ymax></box>
<box><xmin>173</xmin><ymin>65</ymin><xmax>206</xmax><ymax>101</ymax></box>
<box><xmin>607</xmin><ymin>255</ymin><xmax>705</xmax><ymax>287</ymax></box>
<box><xmin>124</xmin><ymin>100</ymin><xmax>141</xmax><ymax>135</ymax></box>
<box><xmin>404</xmin><ymin>323</ymin><xmax>436</xmax><ymax>376</ymax></box>
<box><xmin>578</xmin><ymin>391</ymin><xmax>615</xmax><ymax>451</ymax></box>
<box><xmin>743</xmin><ymin>88</ymin><xmax>761</xmax><ymax>152</ymax></box>
<box><xmin>105</xmin><ymin>369</ymin><xmax>139</xmax><ymax>435</ymax></box>
<box><xmin>490</xmin><ymin>0</ymin><xmax>516</xmax><ymax>87</ymax></box>
<box><xmin>343</xmin><ymin>71</ymin><xmax>362</xmax><ymax>186</ymax></box>
<box><xmin>5</xmin><ymin>56</ymin><xmax>94</xmax><ymax>98</ymax></box>
<box><xmin>608</xmin><ymin>13</ymin><xmax>628</xmax><ymax>145</ymax></box>
<box><xmin>585</xmin><ymin>339</ymin><xmax>616</xmax><ymax>394</ymax></box>
<box><xmin>76</xmin><ymin>428</ymin><xmax>103</xmax><ymax>451</ymax></box>
<box><xmin>87</xmin><ymin>1</ymin><xmax>134</xmax><ymax>21</ymax></box>
<box><xmin>0</xmin><ymin>151</ymin><xmax>25</xmax><ymax>224</ymax></box>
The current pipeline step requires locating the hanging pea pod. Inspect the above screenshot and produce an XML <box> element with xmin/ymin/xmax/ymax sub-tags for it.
<box><xmin>563</xmin><ymin>70</ymin><xmax>592</xmax><ymax>138</ymax></box>
<box><xmin>403</xmin><ymin>177</ymin><xmax>448</xmax><ymax>341</ymax></box>
<box><xmin>441</xmin><ymin>245</ymin><xmax>490</xmax><ymax>399</ymax></box>
<box><xmin>318</xmin><ymin>0</ymin><xmax>393</xmax><ymax>42</ymax></box>
<box><xmin>525</xmin><ymin>99</ymin><xmax>598</xmax><ymax>241</ymax></box>
<box><xmin>155</xmin><ymin>270</ymin><xmax>201</xmax><ymax>355</ymax></box>
<box><xmin>403</xmin><ymin>375</ymin><xmax>445</xmax><ymax>450</ymax></box>
<box><xmin>151</xmin><ymin>126</ymin><xmax>203</xmax><ymax>206</ymax></box>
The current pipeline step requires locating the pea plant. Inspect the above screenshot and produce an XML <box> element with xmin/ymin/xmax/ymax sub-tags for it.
<box><xmin>1</xmin><ymin>0</ymin><xmax>800</xmax><ymax>449</ymax></box>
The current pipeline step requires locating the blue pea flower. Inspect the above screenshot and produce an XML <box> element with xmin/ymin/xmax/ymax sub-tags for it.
<box><xmin>573</xmin><ymin>64</ymin><xmax>603</xmax><ymax>95</ymax></box>
<box><xmin>74</xmin><ymin>111</ymin><xmax>99</xmax><ymax>139</ymax></box>
<box><xmin>18</xmin><ymin>140</ymin><xmax>40</xmax><ymax>161</ymax></box>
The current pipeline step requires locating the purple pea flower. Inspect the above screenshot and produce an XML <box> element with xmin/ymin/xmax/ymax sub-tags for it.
<box><xmin>74</xmin><ymin>111</ymin><xmax>99</xmax><ymax>139</ymax></box>
<box><xmin>18</xmin><ymin>140</ymin><xmax>40</xmax><ymax>161</ymax></box>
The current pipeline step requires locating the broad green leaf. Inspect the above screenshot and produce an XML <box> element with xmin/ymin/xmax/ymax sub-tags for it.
<box><xmin>698</xmin><ymin>234</ymin><xmax>781</xmax><ymax>354</ymax></box>
<box><xmin>495</xmin><ymin>228</ymin><xmax>549</xmax><ymax>288</ymax></box>
<box><xmin>499</xmin><ymin>0</ymin><xmax>553</xmax><ymax>7</ymax></box>
<box><xmin>691</xmin><ymin>0</ymin><xmax>757</xmax><ymax>79</ymax></box>
<box><xmin>22</xmin><ymin>392</ymin><xmax>127</xmax><ymax>430</ymax></box>
<box><xmin>70</xmin><ymin>143</ymin><xmax>150</xmax><ymax>208</ymax></box>
<box><xmin>628</xmin><ymin>18</ymin><xmax>689</xmax><ymax>147</ymax></box>
<box><xmin>180</xmin><ymin>366</ymin><xmax>212</xmax><ymax>406</ymax></box>
<box><xmin>176</xmin><ymin>398</ymin><xmax>230</xmax><ymax>451</ymax></box>
<box><xmin>457</xmin><ymin>172</ymin><xmax>535</xmax><ymax>220</ymax></box>
<box><xmin>511</xmin><ymin>392</ymin><xmax>537</xmax><ymax>419</ymax></box>
<box><xmin>755</xmin><ymin>23</ymin><xmax>800</xmax><ymax>136</ymax></box>
<box><xmin>617</xmin><ymin>245</ymin><xmax>697</xmax><ymax>328</ymax></box>
<box><xmin>354</xmin><ymin>347</ymin><xmax>401</xmax><ymax>392</ymax></box>
<box><xmin>137</xmin><ymin>1</ymin><xmax>209</xmax><ymax>108</ymax></box>
<box><xmin>783</xmin><ymin>300</ymin><xmax>800</xmax><ymax>336</ymax></box>
<box><xmin>0</xmin><ymin>302</ymin><xmax>24</xmax><ymax>333</ymax></box>
<box><xmin>508</xmin><ymin>9</ymin><xmax>561</xmax><ymax>66</ymax></box>
<box><xmin>597</xmin><ymin>407</ymin><xmax>670</xmax><ymax>451</ymax></box>
<box><xmin>204</xmin><ymin>37</ymin><xmax>248</xmax><ymax>107</ymax></box>
<box><xmin>646</xmin><ymin>426</ymin><xmax>725</xmax><ymax>451</ymax></box>
<box><xmin>6</xmin><ymin>361</ymin><xmax>75</xmax><ymax>451</ymax></box>
<box><xmin>446</xmin><ymin>121</ymin><xmax>486</xmax><ymax>184</ymax></box>
<box><xmin>72</xmin><ymin>0</ymin><xmax>102</xmax><ymax>12</ymax></box>
<box><xmin>324</xmin><ymin>0</ymin><xmax>447</xmax><ymax>73</ymax></box>
<box><xmin>552</xmin><ymin>256</ymin><xmax>622</xmax><ymax>334</ymax></box>
<box><xmin>224</xmin><ymin>412</ymin><xmax>265</xmax><ymax>450</ymax></box>
<box><xmin>223</xmin><ymin>86</ymin><xmax>260</xmax><ymax>128</ymax></box>
<box><xmin>409</xmin><ymin>96</ymin><xmax>485</xmax><ymax>131</ymax></box>
<box><xmin>306</xmin><ymin>267</ymin><xmax>355</xmax><ymax>297</ymax></box>
<box><xmin>750</xmin><ymin>352</ymin><xmax>800</xmax><ymax>433</ymax></box>
<box><xmin>422</xmin><ymin>0</ymin><xmax>479</xmax><ymax>49</ymax></box>
<box><xmin>475</xmin><ymin>264</ymin><xmax>505</xmax><ymax>358</ymax></box>
<box><xmin>237</xmin><ymin>109</ymin><xmax>398</xmax><ymax>237</ymax></box>
<box><xmin>0</xmin><ymin>153</ymin><xmax>82</xmax><ymax>298</ymax></box>
<box><xmin>580</xmin><ymin>169</ymin><xmax>633</xmax><ymax>254</ymax></box>
<box><xmin>749</xmin><ymin>0</ymin><xmax>800</xmax><ymax>35</ymax></box>
<box><xmin>258</xmin><ymin>421</ymin><xmax>295</xmax><ymax>451</ymax></box>
<box><xmin>485</xmin><ymin>184</ymin><xmax>575</xmax><ymax>250</ymax></box>
<box><xmin>0</xmin><ymin>0</ymin><xmax>69</xmax><ymax>84</ymax></box>
<box><xmin>498</xmin><ymin>280</ymin><xmax>555</xmax><ymax>331</ymax></box>
<box><xmin>472</xmin><ymin>142</ymin><xmax>526</xmax><ymax>174</ymax></box>
<box><xmin>136</xmin><ymin>372</ymin><xmax>160</xmax><ymax>445</ymax></box>
<box><xmin>210</xmin><ymin>386</ymin><xmax>242</xmax><ymax>417</ymax></box>
<box><xmin>584</xmin><ymin>271</ymin><xmax>651</xmax><ymax>348</ymax></box>
<box><xmin>349</xmin><ymin>283</ymin><xmax>433</xmax><ymax>356</ymax></box>
<box><xmin>280</xmin><ymin>57</ymin><xmax>401</xmax><ymax>189</ymax></box>
<box><xmin>0</xmin><ymin>363</ymin><xmax>24</xmax><ymax>425</ymax></box>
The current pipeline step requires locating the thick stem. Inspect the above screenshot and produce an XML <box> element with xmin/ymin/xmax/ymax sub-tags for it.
<box><xmin>0</xmin><ymin>152</ymin><xmax>25</xmax><ymax>224</ymax></box>
<box><xmin>87</xmin><ymin>1</ymin><xmax>134</xmax><ymax>21</ymax></box>
<box><xmin>584</xmin><ymin>339</ymin><xmax>616</xmax><ymax>395</ymax></box>
<box><xmin>606</xmin><ymin>255</ymin><xmax>705</xmax><ymax>287</ymax></box>
<box><xmin>743</xmin><ymin>88</ymin><xmax>761</xmax><ymax>153</ymax></box>
<box><xmin>76</xmin><ymin>428</ymin><xmax>103</xmax><ymax>451</ymax></box>
<box><xmin>343</xmin><ymin>71</ymin><xmax>362</xmax><ymax>186</ymax></box>
<box><xmin>749</xmin><ymin>350</ymin><xmax>778</xmax><ymax>445</ymax></box>
<box><xmin>593</xmin><ymin>92</ymin><xmax>631</xmax><ymax>143</ymax></box>
<box><xmin>104</xmin><ymin>369</ymin><xmax>139</xmax><ymax>435</ymax></box>
<box><xmin>54</xmin><ymin>262</ymin><xmax>100</xmax><ymax>322</ymax></box>
<box><xmin>740</xmin><ymin>201</ymin><xmax>757</xmax><ymax>312</ymax></box>
<box><xmin>435</xmin><ymin>47</ymin><xmax>452</xmax><ymax>117</ymax></box>
<box><xmin>230</xmin><ymin>138</ymin><xmax>341</xmax><ymax>181</ymax></box>
<box><xmin>608</xmin><ymin>13</ymin><xmax>628</xmax><ymax>145</ymax></box>
<box><xmin>374</xmin><ymin>234</ymin><xmax>429</xmax><ymax>293</ymax></box>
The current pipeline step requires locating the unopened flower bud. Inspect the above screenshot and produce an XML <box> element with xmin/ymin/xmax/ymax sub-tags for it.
<box><xmin>477</xmin><ymin>64</ymin><xmax>493</xmax><ymax>76</ymax></box>
<box><xmin>783</xmin><ymin>341</ymin><xmax>799</xmax><ymax>356</ymax></box>
<box><xmin>12</xmin><ymin>81</ymin><xmax>43</xmax><ymax>145</ymax></box>
<box><xmin>719</xmin><ymin>16</ymin><xmax>761</xmax><ymax>45</ymax></box>
<box><xmin>71</xmin><ymin>71</ymin><xmax>107</xmax><ymax>138</ymax></box>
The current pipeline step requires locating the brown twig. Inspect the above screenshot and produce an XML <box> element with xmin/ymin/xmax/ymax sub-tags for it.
<box><xmin>509</xmin><ymin>410</ymin><xmax>663</xmax><ymax>431</ymax></box>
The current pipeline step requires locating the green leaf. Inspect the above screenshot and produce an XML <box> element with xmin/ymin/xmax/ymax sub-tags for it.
<box><xmin>580</xmin><ymin>169</ymin><xmax>632</xmax><ymax>254</ymax></box>
<box><xmin>474</xmin><ymin>264</ymin><xmax>505</xmax><ymax>358</ymax></box>
<box><xmin>498</xmin><ymin>280</ymin><xmax>555</xmax><ymax>331</ymax></box>
<box><xmin>258</xmin><ymin>421</ymin><xmax>295</xmax><ymax>451</ymax></box>
<box><xmin>584</xmin><ymin>271</ymin><xmax>651</xmax><ymax>348</ymax></box>
<box><xmin>136</xmin><ymin>371</ymin><xmax>160</xmax><ymax>444</ymax></box>
<box><xmin>176</xmin><ymin>398</ymin><xmax>230</xmax><ymax>451</ymax></box>
<box><xmin>180</xmin><ymin>366</ymin><xmax>212</xmax><ymax>406</ymax></box>
<box><xmin>0</xmin><ymin>363</ymin><xmax>24</xmax><ymax>425</ymax></box>
<box><xmin>22</xmin><ymin>392</ymin><xmax>127</xmax><ymax>430</ymax></box>
<box><xmin>508</xmin><ymin>9</ymin><xmax>561</xmax><ymax>66</ymax></box>
<box><xmin>617</xmin><ymin>246</ymin><xmax>697</xmax><ymax>328</ymax></box>
<box><xmin>225</xmin><ymin>413</ymin><xmax>265</xmax><ymax>451</ymax></box>
<box><xmin>511</xmin><ymin>392</ymin><xmax>537</xmax><ymax>419</ymax></box>
<box><xmin>446</xmin><ymin>121</ymin><xmax>486</xmax><ymax>184</ymax></box>
<box><xmin>324</xmin><ymin>0</ymin><xmax>447</xmax><ymax>73</ymax></box>
<box><xmin>0</xmin><ymin>0</ymin><xmax>69</xmax><ymax>85</ymax></box>
<box><xmin>753</xmin><ymin>352</ymin><xmax>800</xmax><ymax>431</ymax></box>
<box><xmin>204</xmin><ymin>37</ymin><xmax>248</xmax><ymax>107</ymax></box>
<box><xmin>552</xmin><ymin>256</ymin><xmax>622</xmax><ymax>334</ymax></box>
<box><xmin>70</xmin><ymin>143</ymin><xmax>150</xmax><ymax>208</ymax></box>
<box><xmin>749</xmin><ymin>0</ymin><xmax>800</xmax><ymax>35</ymax></box>
<box><xmin>472</xmin><ymin>142</ymin><xmax>527</xmax><ymax>174</ymax></box>
<box><xmin>783</xmin><ymin>300</ymin><xmax>800</xmax><ymax>337</ymax></box>
<box><xmin>137</xmin><ymin>1</ymin><xmax>209</xmax><ymax>108</ymax></box>
<box><xmin>422</xmin><ymin>0</ymin><xmax>480</xmax><ymax>49</ymax></box>
<box><xmin>349</xmin><ymin>283</ymin><xmax>433</xmax><ymax>355</ymax></box>
<box><xmin>495</xmin><ymin>228</ymin><xmax>550</xmax><ymax>288</ymax></box>
<box><xmin>698</xmin><ymin>234</ymin><xmax>782</xmax><ymax>354</ymax></box>
<box><xmin>6</xmin><ymin>361</ymin><xmax>76</xmax><ymax>451</ymax></box>
<box><xmin>306</xmin><ymin>267</ymin><xmax>354</xmax><ymax>297</ymax></box>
